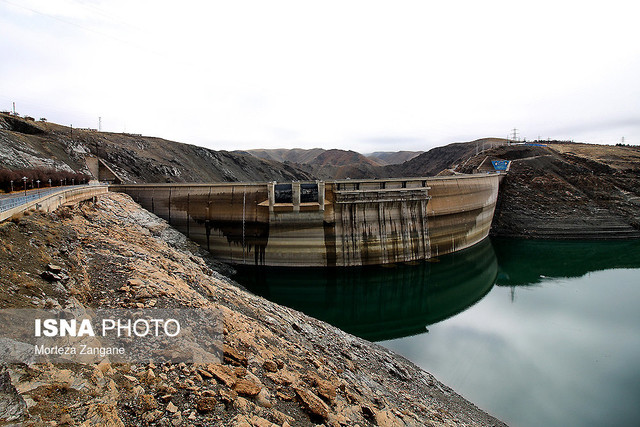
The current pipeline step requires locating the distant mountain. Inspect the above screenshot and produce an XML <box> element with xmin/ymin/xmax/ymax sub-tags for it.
<box><xmin>241</xmin><ymin>148</ymin><xmax>327</xmax><ymax>164</ymax></box>
<box><xmin>366</xmin><ymin>151</ymin><xmax>424</xmax><ymax>166</ymax></box>
<box><xmin>312</xmin><ymin>149</ymin><xmax>381</xmax><ymax>168</ymax></box>
<box><xmin>242</xmin><ymin>148</ymin><xmax>424</xmax><ymax>167</ymax></box>
<box><xmin>240</xmin><ymin>148</ymin><xmax>384</xmax><ymax>179</ymax></box>
<box><xmin>304</xmin><ymin>149</ymin><xmax>384</xmax><ymax>180</ymax></box>
<box><xmin>241</xmin><ymin>140</ymin><xmax>510</xmax><ymax>180</ymax></box>
<box><xmin>0</xmin><ymin>113</ymin><xmax>312</xmax><ymax>183</ymax></box>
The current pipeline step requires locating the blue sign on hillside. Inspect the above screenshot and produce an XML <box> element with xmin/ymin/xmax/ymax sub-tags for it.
<box><xmin>491</xmin><ymin>160</ymin><xmax>510</xmax><ymax>171</ymax></box>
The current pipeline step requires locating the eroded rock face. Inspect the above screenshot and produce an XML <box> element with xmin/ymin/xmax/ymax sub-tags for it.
<box><xmin>476</xmin><ymin>143</ymin><xmax>640</xmax><ymax>239</ymax></box>
<box><xmin>0</xmin><ymin>193</ymin><xmax>506</xmax><ymax>426</ymax></box>
<box><xmin>0</xmin><ymin>368</ymin><xmax>26</xmax><ymax>423</ymax></box>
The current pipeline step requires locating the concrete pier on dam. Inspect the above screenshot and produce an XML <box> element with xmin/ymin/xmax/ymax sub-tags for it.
<box><xmin>112</xmin><ymin>173</ymin><xmax>502</xmax><ymax>267</ymax></box>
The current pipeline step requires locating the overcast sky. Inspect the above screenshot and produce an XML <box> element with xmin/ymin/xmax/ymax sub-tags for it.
<box><xmin>1</xmin><ymin>0</ymin><xmax>639</xmax><ymax>153</ymax></box>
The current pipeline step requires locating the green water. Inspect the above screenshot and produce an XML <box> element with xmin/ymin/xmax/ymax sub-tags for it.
<box><xmin>233</xmin><ymin>238</ymin><xmax>640</xmax><ymax>427</ymax></box>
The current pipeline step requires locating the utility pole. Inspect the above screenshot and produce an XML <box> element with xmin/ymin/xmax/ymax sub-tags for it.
<box><xmin>511</xmin><ymin>128</ymin><xmax>518</xmax><ymax>143</ymax></box>
<box><xmin>12</xmin><ymin>102</ymin><xmax>15</xmax><ymax>115</ymax></box>
<box><xmin>98</xmin><ymin>117</ymin><xmax>102</xmax><ymax>132</ymax></box>
<box><xmin>95</xmin><ymin>141</ymin><xmax>100</xmax><ymax>182</ymax></box>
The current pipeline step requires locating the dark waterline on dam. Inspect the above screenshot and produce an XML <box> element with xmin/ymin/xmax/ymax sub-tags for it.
<box><xmin>233</xmin><ymin>238</ymin><xmax>640</xmax><ymax>427</ymax></box>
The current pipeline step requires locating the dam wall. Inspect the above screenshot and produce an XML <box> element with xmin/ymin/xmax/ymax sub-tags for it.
<box><xmin>112</xmin><ymin>173</ymin><xmax>501</xmax><ymax>267</ymax></box>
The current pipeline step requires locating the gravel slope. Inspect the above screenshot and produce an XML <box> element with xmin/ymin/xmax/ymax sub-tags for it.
<box><xmin>0</xmin><ymin>193</ymin><xmax>506</xmax><ymax>426</ymax></box>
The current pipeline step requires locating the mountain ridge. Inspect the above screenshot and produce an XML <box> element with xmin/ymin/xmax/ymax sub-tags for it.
<box><xmin>2</xmin><ymin>112</ymin><xmax>513</xmax><ymax>184</ymax></box>
<box><xmin>0</xmin><ymin>113</ymin><xmax>312</xmax><ymax>183</ymax></box>
<box><xmin>366</xmin><ymin>150</ymin><xmax>424</xmax><ymax>165</ymax></box>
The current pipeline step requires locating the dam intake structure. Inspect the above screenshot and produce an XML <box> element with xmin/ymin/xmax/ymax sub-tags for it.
<box><xmin>112</xmin><ymin>173</ymin><xmax>502</xmax><ymax>267</ymax></box>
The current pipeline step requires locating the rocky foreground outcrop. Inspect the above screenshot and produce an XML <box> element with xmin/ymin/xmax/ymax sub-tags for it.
<box><xmin>0</xmin><ymin>193</ymin><xmax>505</xmax><ymax>426</ymax></box>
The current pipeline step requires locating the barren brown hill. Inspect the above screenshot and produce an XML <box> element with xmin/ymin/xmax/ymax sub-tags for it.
<box><xmin>241</xmin><ymin>148</ymin><xmax>327</xmax><ymax>165</ymax></box>
<box><xmin>458</xmin><ymin>142</ymin><xmax>640</xmax><ymax>239</ymax></box>
<box><xmin>384</xmin><ymin>138</ymin><xmax>508</xmax><ymax>177</ymax></box>
<box><xmin>241</xmin><ymin>148</ymin><xmax>385</xmax><ymax>180</ymax></box>
<box><xmin>0</xmin><ymin>113</ymin><xmax>312</xmax><ymax>183</ymax></box>
<box><xmin>297</xmin><ymin>149</ymin><xmax>384</xmax><ymax>180</ymax></box>
<box><xmin>312</xmin><ymin>149</ymin><xmax>381</xmax><ymax>168</ymax></box>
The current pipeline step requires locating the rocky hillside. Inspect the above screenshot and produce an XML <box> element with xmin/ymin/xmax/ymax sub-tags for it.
<box><xmin>0</xmin><ymin>193</ymin><xmax>505</xmax><ymax>426</ymax></box>
<box><xmin>461</xmin><ymin>143</ymin><xmax>640</xmax><ymax>239</ymax></box>
<box><xmin>1</xmin><ymin>113</ymin><xmax>507</xmax><ymax>184</ymax></box>
<box><xmin>0</xmin><ymin>113</ymin><xmax>311</xmax><ymax>184</ymax></box>
<box><xmin>384</xmin><ymin>138</ymin><xmax>508</xmax><ymax>178</ymax></box>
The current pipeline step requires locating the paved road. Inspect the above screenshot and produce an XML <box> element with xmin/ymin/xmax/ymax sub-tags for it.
<box><xmin>0</xmin><ymin>186</ymin><xmax>86</xmax><ymax>213</ymax></box>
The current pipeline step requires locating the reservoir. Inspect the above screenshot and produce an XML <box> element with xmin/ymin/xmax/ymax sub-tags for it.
<box><xmin>234</xmin><ymin>238</ymin><xmax>640</xmax><ymax>427</ymax></box>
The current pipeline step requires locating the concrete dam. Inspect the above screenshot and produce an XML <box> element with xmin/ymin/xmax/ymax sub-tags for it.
<box><xmin>112</xmin><ymin>173</ymin><xmax>502</xmax><ymax>267</ymax></box>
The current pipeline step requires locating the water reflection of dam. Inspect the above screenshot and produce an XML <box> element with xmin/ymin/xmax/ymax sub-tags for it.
<box><xmin>493</xmin><ymin>238</ymin><xmax>640</xmax><ymax>287</ymax></box>
<box><xmin>113</xmin><ymin>173</ymin><xmax>502</xmax><ymax>267</ymax></box>
<box><xmin>234</xmin><ymin>237</ymin><xmax>498</xmax><ymax>341</ymax></box>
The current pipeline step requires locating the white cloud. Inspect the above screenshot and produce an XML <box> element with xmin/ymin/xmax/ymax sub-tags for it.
<box><xmin>1</xmin><ymin>0</ymin><xmax>639</xmax><ymax>151</ymax></box>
